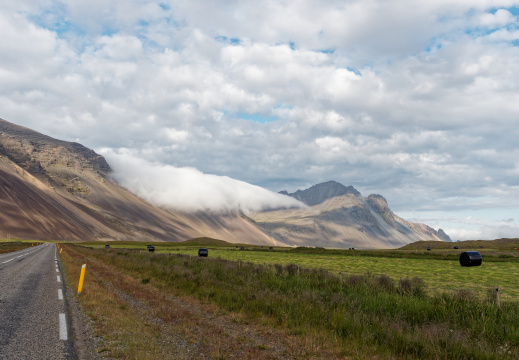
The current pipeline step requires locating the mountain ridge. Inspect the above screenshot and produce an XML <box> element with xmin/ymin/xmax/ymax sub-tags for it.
<box><xmin>0</xmin><ymin>118</ymin><xmax>450</xmax><ymax>248</ymax></box>
<box><xmin>0</xmin><ymin>118</ymin><xmax>280</xmax><ymax>245</ymax></box>
<box><xmin>280</xmin><ymin>180</ymin><xmax>361</xmax><ymax>206</ymax></box>
<box><xmin>251</xmin><ymin>181</ymin><xmax>451</xmax><ymax>248</ymax></box>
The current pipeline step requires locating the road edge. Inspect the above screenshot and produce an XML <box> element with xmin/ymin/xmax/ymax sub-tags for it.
<box><xmin>59</xmin><ymin>253</ymin><xmax>101</xmax><ymax>360</ymax></box>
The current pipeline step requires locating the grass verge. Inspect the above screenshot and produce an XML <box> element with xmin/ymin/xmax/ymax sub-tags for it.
<box><xmin>59</xmin><ymin>244</ymin><xmax>324</xmax><ymax>359</ymax></box>
<box><xmin>0</xmin><ymin>241</ymin><xmax>39</xmax><ymax>254</ymax></box>
<box><xmin>61</xmin><ymin>244</ymin><xmax>518</xmax><ymax>359</ymax></box>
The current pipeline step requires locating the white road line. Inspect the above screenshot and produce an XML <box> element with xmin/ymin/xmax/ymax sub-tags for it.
<box><xmin>55</xmin><ymin>268</ymin><xmax>59</xmax><ymax>272</ymax></box>
<box><xmin>57</xmin><ymin>276</ymin><xmax>61</xmax><ymax>282</ymax></box>
<box><xmin>58</xmin><ymin>289</ymin><xmax>63</xmax><ymax>300</ymax></box>
<box><xmin>59</xmin><ymin>313</ymin><xmax>68</xmax><ymax>340</ymax></box>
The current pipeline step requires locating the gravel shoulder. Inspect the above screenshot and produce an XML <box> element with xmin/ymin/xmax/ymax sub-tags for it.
<box><xmin>61</xmin><ymin>259</ymin><xmax>100</xmax><ymax>360</ymax></box>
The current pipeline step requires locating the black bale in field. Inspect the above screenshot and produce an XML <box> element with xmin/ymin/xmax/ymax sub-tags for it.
<box><xmin>198</xmin><ymin>248</ymin><xmax>208</xmax><ymax>257</ymax></box>
<box><xmin>454</xmin><ymin>246</ymin><xmax>459</xmax><ymax>249</ymax></box>
<box><xmin>148</xmin><ymin>245</ymin><xmax>155</xmax><ymax>252</ymax></box>
<box><xmin>104</xmin><ymin>244</ymin><xmax>110</xmax><ymax>249</ymax></box>
<box><xmin>459</xmin><ymin>251</ymin><xmax>482</xmax><ymax>267</ymax></box>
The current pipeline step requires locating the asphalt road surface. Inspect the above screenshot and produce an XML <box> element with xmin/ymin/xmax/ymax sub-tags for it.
<box><xmin>0</xmin><ymin>243</ymin><xmax>75</xmax><ymax>359</ymax></box>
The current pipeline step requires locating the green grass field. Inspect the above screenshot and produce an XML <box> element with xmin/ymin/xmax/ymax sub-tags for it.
<box><xmin>81</xmin><ymin>239</ymin><xmax>519</xmax><ymax>302</ymax></box>
<box><xmin>65</xmin><ymin>243</ymin><xmax>519</xmax><ymax>359</ymax></box>
<box><xmin>168</xmin><ymin>247</ymin><xmax>519</xmax><ymax>301</ymax></box>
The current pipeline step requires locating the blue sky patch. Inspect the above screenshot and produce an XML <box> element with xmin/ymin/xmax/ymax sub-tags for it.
<box><xmin>29</xmin><ymin>9</ymin><xmax>85</xmax><ymax>38</ymax></box>
<box><xmin>215</xmin><ymin>36</ymin><xmax>241</xmax><ymax>45</ymax></box>
<box><xmin>238</xmin><ymin>113</ymin><xmax>277</xmax><ymax>124</ymax></box>
<box><xmin>159</xmin><ymin>3</ymin><xmax>170</xmax><ymax>11</ymax></box>
<box><xmin>498</xmin><ymin>6</ymin><xmax>519</xmax><ymax>16</ymax></box>
<box><xmin>318</xmin><ymin>48</ymin><xmax>335</xmax><ymax>54</ymax></box>
<box><xmin>273</xmin><ymin>104</ymin><xmax>294</xmax><ymax>110</ymax></box>
<box><xmin>346</xmin><ymin>67</ymin><xmax>361</xmax><ymax>76</ymax></box>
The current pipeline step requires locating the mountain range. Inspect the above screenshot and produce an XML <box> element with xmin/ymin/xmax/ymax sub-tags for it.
<box><xmin>0</xmin><ymin>118</ymin><xmax>450</xmax><ymax>248</ymax></box>
<box><xmin>250</xmin><ymin>181</ymin><xmax>450</xmax><ymax>248</ymax></box>
<box><xmin>0</xmin><ymin>118</ymin><xmax>273</xmax><ymax>244</ymax></box>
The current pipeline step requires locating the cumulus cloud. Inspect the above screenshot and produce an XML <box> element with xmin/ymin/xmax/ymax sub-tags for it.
<box><xmin>476</xmin><ymin>9</ymin><xmax>515</xmax><ymax>28</ymax></box>
<box><xmin>102</xmin><ymin>151</ymin><xmax>305</xmax><ymax>213</ymax></box>
<box><xmin>1</xmin><ymin>0</ymin><xmax>519</xmax><ymax>239</ymax></box>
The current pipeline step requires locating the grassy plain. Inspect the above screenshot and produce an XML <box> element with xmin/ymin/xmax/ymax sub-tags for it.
<box><xmin>86</xmin><ymin>239</ymin><xmax>519</xmax><ymax>302</ymax></box>
<box><xmin>61</xmin><ymin>242</ymin><xmax>519</xmax><ymax>359</ymax></box>
<box><xmin>181</xmin><ymin>248</ymin><xmax>519</xmax><ymax>301</ymax></box>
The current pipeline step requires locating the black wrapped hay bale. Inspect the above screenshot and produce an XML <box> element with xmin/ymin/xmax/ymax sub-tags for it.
<box><xmin>198</xmin><ymin>248</ymin><xmax>208</xmax><ymax>257</ymax></box>
<box><xmin>459</xmin><ymin>251</ymin><xmax>482</xmax><ymax>267</ymax></box>
<box><xmin>148</xmin><ymin>245</ymin><xmax>155</xmax><ymax>252</ymax></box>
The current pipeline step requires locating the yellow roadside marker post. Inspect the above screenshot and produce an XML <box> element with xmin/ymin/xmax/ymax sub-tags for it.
<box><xmin>78</xmin><ymin>264</ymin><xmax>87</xmax><ymax>294</ymax></box>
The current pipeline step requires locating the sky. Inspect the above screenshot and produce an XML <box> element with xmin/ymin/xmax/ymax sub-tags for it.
<box><xmin>1</xmin><ymin>0</ymin><xmax>519</xmax><ymax>240</ymax></box>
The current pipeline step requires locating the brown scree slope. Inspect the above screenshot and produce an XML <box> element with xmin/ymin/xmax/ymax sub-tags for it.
<box><xmin>0</xmin><ymin>118</ymin><xmax>279</xmax><ymax>244</ymax></box>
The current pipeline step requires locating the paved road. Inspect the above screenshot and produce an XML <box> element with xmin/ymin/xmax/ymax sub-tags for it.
<box><xmin>0</xmin><ymin>243</ymin><xmax>75</xmax><ymax>359</ymax></box>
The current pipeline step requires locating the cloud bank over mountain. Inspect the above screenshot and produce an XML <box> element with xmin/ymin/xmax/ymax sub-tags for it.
<box><xmin>103</xmin><ymin>151</ymin><xmax>304</xmax><ymax>213</ymax></box>
<box><xmin>1</xmin><ymin>0</ymin><xmax>519</xmax><ymax>239</ymax></box>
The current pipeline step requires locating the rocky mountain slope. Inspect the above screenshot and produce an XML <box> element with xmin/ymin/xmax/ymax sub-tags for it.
<box><xmin>250</xmin><ymin>181</ymin><xmax>451</xmax><ymax>248</ymax></box>
<box><xmin>0</xmin><ymin>118</ymin><xmax>278</xmax><ymax>244</ymax></box>
<box><xmin>0</xmin><ymin>118</ymin><xmax>450</xmax><ymax>248</ymax></box>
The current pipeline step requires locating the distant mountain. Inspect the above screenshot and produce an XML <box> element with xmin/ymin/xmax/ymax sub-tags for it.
<box><xmin>250</xmin><ymin>181</ymin><xmax>451</xmax><ymax>249</ymax></box>
<box><xmin>0</xmin><ymin>118</ymin><xmax>279</xmax><ymax>245</ymax></box>
<box><xmin>0</xmin><ymin>118</ymin><xmax>451</xmax><ymax>249</ymax></box>
<box><xmin>280</xmin><ymin>181</ymin><xmax>361</xmax><ymax>206</ymax></box>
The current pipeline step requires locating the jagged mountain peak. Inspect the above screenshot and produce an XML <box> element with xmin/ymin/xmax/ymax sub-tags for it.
<box><xmin>253</xmin><ymin>181</ymin><xmax>451</xmax><ymax>248</ymax></box>
<box><xmin>437</xmin><ymin>228</ymin><xmax>452</xmax><ymax>242</ymax></box>
<box><xmin>282</xmin><ymin>180</ymin><xmax>361</xmax><ymax>206</ymax></box>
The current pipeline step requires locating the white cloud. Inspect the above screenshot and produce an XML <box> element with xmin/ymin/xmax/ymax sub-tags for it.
<box><xmin>102</xmin><ymin>151</ymin><xmax>305</xmax><ymax>213</ymax></box>
<box><xmin>93</xmin><ymin>35</ymin><xmax>144</xmax><ymax>60</ymax></box>
<box><xmin>162</xmin><ymin>128</ymin><xmax>189</xmax><ymax>142</ymax></box>
<box><xmin>476</xmin><ymin>9</ymin><xmax>515</xmax><ymax>28</ymax></box>
<box><xmin>1</xmin><ymin>0</ymin><xmax>519</xmax><ymax>239</ymax></box>
<box><xmin>401</xmin><ymin>210</ymin><xmax>519</xmax><ymax>241</ymax></box>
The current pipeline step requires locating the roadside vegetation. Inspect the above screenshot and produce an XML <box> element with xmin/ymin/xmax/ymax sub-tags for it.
<box><xmin>0</xmin><ymin>241</ymin><xmax>40</xmax><ymax>254</ymax></box>
<box><xmin>144</xmin><ymin>240</ymin><xmax>519</xmax><ymax>301</ymax></box>
<box><xmin>60</xmin><ymin>244</ymin><xmax>315</xmax><ymax>359</ymax></box>
<box><xmin>60</xmin><ymin>242</ymin><xmax>519</xmax><ymax>359</ymax></box>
